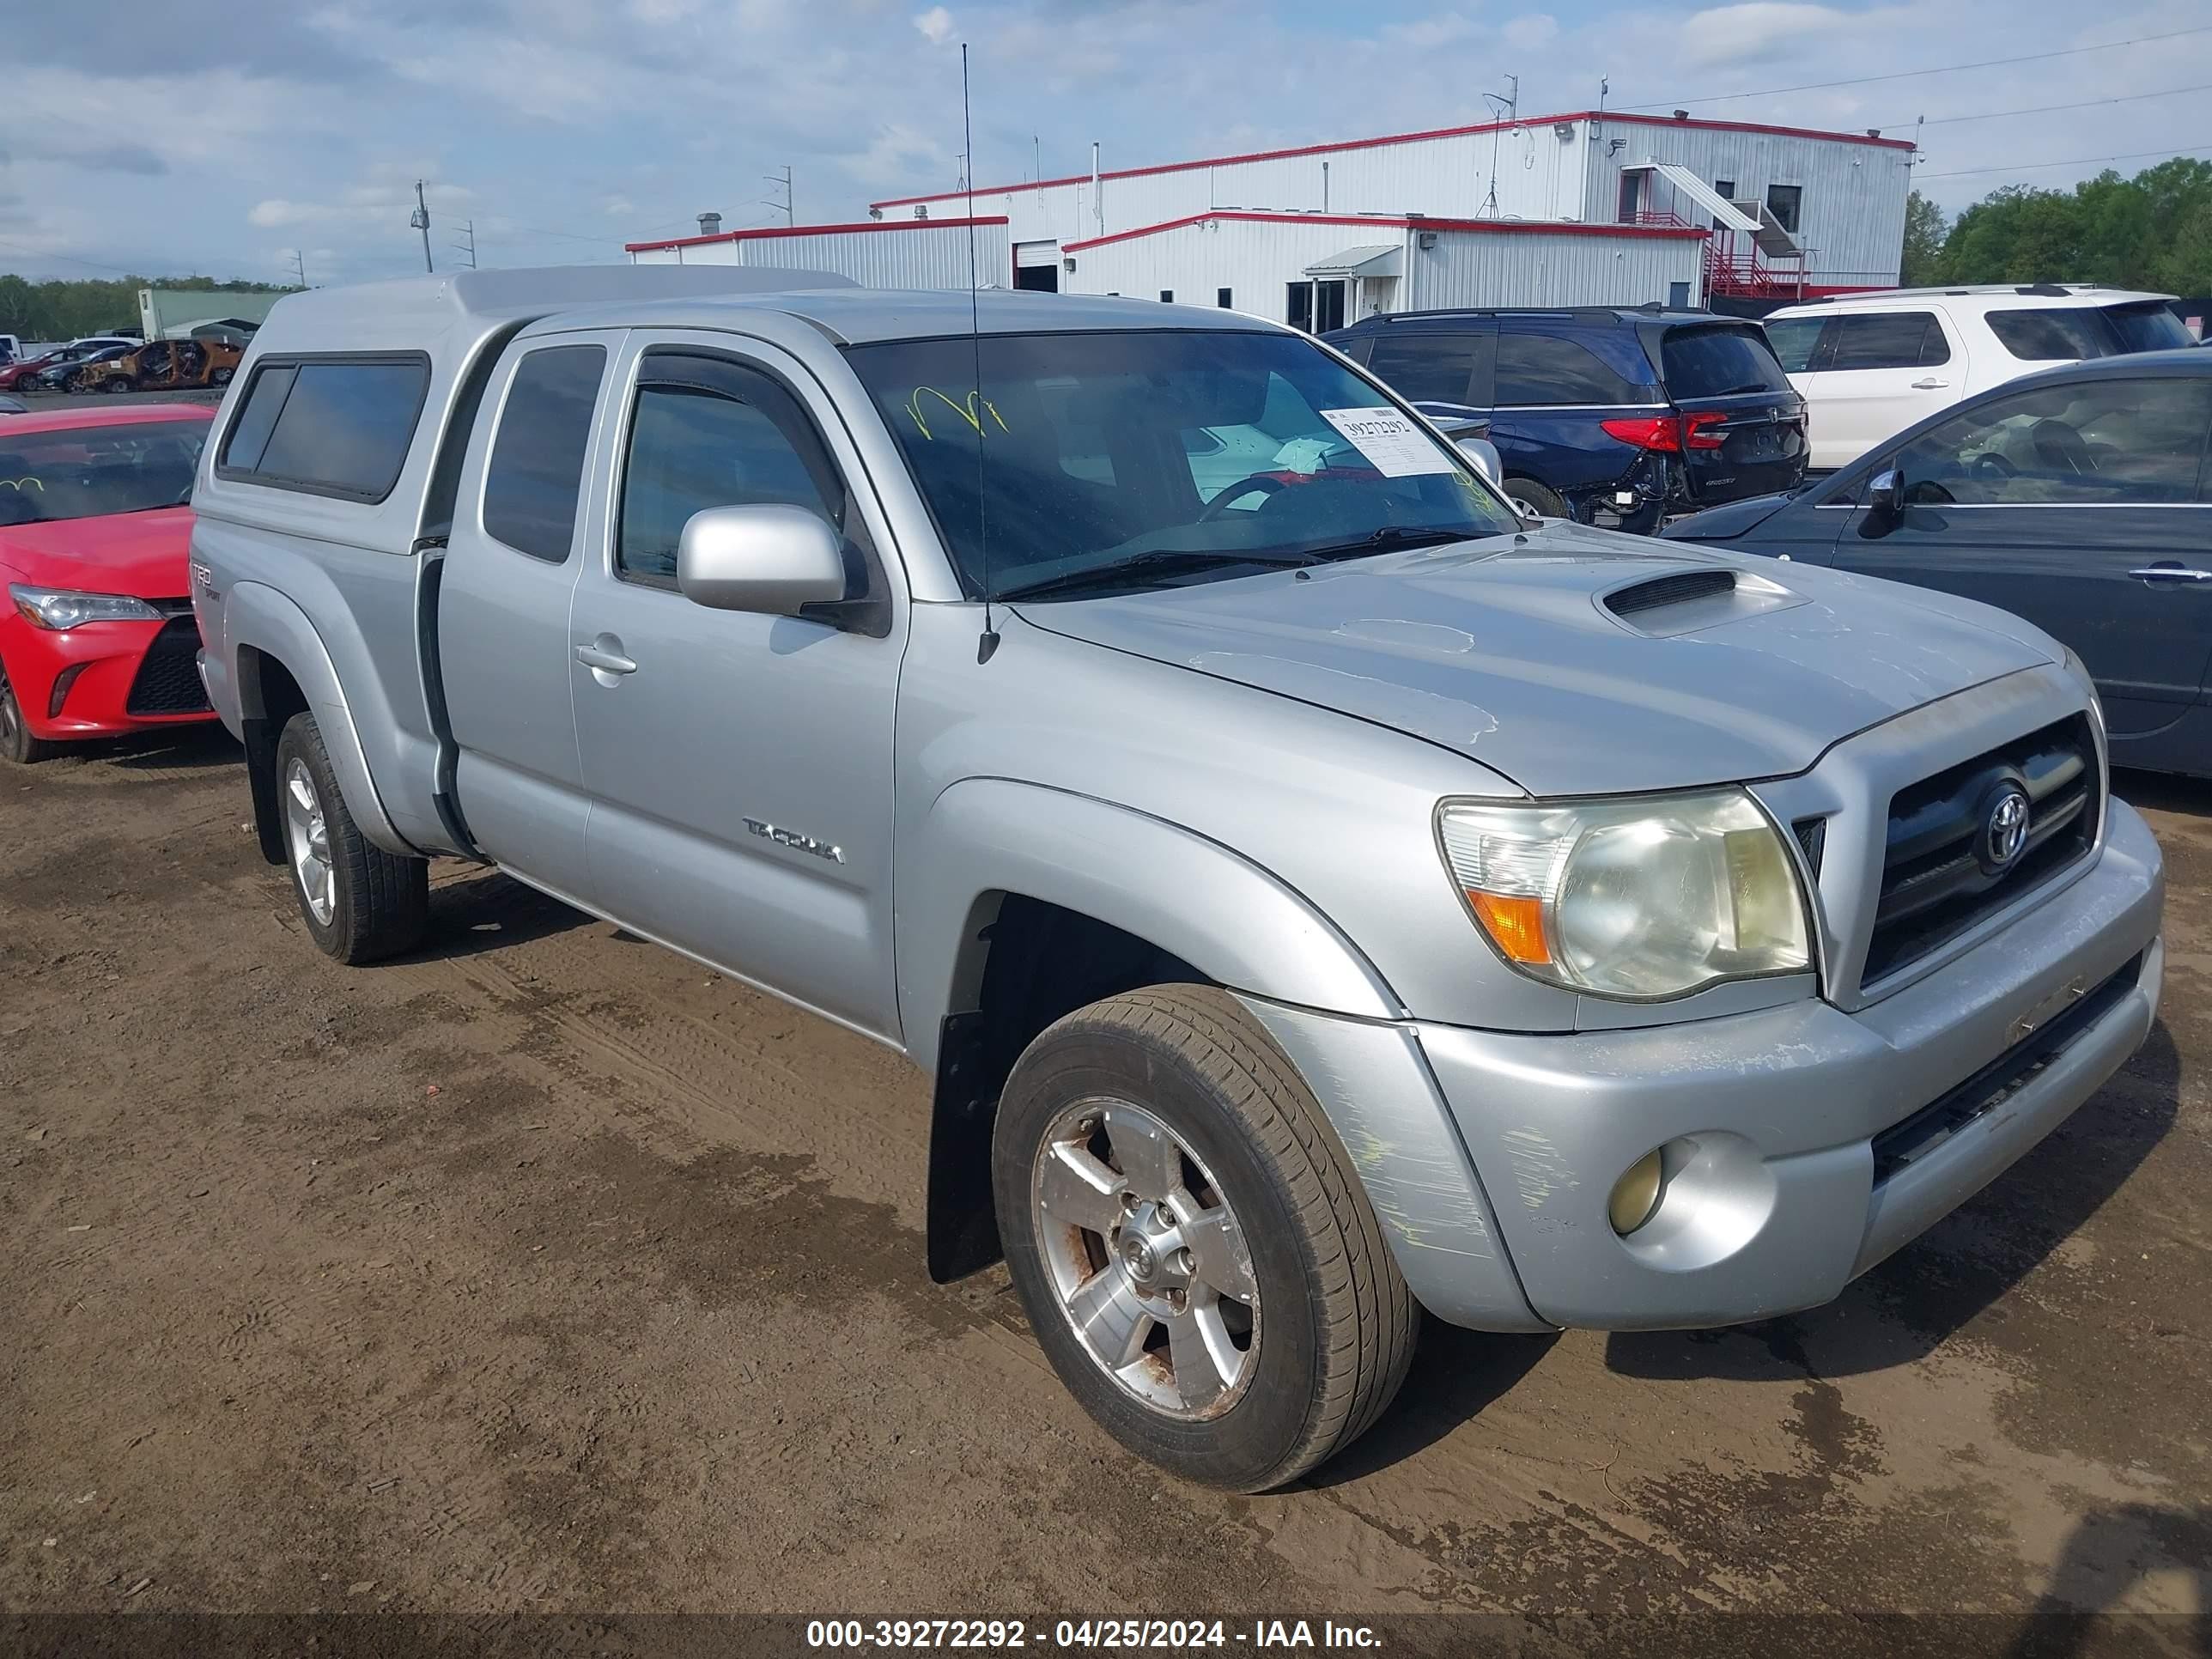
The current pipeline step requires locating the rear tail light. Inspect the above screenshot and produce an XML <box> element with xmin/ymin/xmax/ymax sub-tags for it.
<box><xmin>1599</xmin><ymin>412</ymin><xmax>1731</xmax><ymax>452</ymax></box>
<box><xmin>1599</xmin><ymin>415</ymin><xmax>1681</xmax><ymax>452</ymax></box>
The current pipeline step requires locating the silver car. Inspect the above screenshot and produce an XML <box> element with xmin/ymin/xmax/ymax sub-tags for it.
<box><xmin>186</xmin><ymin>270</ymin><xmax>2165</xmax><ymax>1490</ymax></box>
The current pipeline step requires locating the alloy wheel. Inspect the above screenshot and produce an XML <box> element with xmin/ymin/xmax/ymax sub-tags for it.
<box><xmin>1031</xmin><ymin>1097</ymin><xmax>1259</xmax><ymax>1418</ymax></box>
<box><xmin>283</xmin><ymin>758</ymin><xmax>337</xmax><ymax>927</ymax></box>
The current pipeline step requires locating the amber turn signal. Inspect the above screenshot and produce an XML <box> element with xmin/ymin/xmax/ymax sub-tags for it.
<box><xmin>1466</xmin><ymin>890</ymin><xmax>1550</xmax><ymax>966</ymax></box>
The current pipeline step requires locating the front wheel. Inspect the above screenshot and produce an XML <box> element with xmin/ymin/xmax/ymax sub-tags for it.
<box><xmin>0</xmin><ymin>659</ymin><xmax>60</xmax><ymax>763</ymax></box>
<box><xmin>273</xmin><ymin>712</ymin><xmax>429</xmax><ymax>963</ymax></box>
<box><xmin>994</xmin><ymin>985</ymin><xmax>1417</xmax><ymax>1492</ymax></box>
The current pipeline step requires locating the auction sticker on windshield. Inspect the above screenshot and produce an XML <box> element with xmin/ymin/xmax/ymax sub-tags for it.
<box><xmin>1319</xmin><ymin>407</ymin><xmax>1456</xmax><ymax>477</ymax></box>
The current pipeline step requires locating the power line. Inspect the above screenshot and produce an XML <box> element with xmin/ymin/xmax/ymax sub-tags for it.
<box><xmin>1919</xmin><ymin>143</ymin><xmax>2212</xmax><ymax>180</ymax></box>
<box><xmin>1613</xmin><ymin>22</ymin><xmax>2212</xmax><ymax>112</ymax></box>
<box><xmin>1885</xmin><ymin>81</ymin><xmax>2212</xmax><ymax>132</ymax></box>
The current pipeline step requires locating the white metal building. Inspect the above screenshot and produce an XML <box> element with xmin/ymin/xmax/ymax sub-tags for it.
<box><xmin>1060</xmin><ymin>211</ymin><xmax>1709</xmax><ymax>322</ymax></box>
<box><xmin>868</xmin><ymin>110</ymin><xmax>1914</xmax><ymax>319</ymax></box>
<box><xmin>628</xmin><ymin>216</ymin><xmax>1013</xmax><ymax>290</ymax></box>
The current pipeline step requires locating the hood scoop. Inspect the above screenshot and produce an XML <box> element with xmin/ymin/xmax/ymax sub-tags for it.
<box><xmin>1601</xmin><ymin>565</ymin><xmax>1803</xmax><ymax>637</ymax></box>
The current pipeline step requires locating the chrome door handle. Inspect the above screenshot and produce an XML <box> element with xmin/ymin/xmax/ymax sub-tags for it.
<box><xmin>575</xmin><ymin>641</ymin><xmax>639</xmax><ymax>674</ymax></box>
<box><xmin>2129</xmin><ymin>565</ymin><xmax>2212</xmax><ymax>584</ymax></box>
<box><xmin>1910</xmin><ymin>377</ymin><xmax>1950</xmax><ymax>390</ymax></box>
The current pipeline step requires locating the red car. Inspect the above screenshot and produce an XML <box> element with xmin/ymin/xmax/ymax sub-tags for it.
<box><xmin>0</xmin><ymin>404</ymin><xmax>218</xmax><ymax>763</ymax></box>
<box><xmin>0</xmin><ymin>354</ymin><xmax>61</xmax><ymax>393</ymax></box>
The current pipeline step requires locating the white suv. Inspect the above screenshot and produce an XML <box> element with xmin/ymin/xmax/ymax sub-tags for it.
<box><xmin>1764</xmin><ymin>285</ymin><xmax>2191</xmax><ymax>470</ymax></box>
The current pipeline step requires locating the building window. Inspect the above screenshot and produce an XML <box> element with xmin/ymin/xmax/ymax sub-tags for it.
<box><xmin>1159</xmin><ymin>289</ymin><xmax>1174</xmax><ymax>303</ymax></box>
<box><xmin>1712</xmin><ymin>179</ymin><xmax>1736</xmax><ymax>231</ymax></box>
<box><xmin>1217</xmin><ymin>288</ymin><xmax>1233</xmax><ymax>308</ymax></box>
<box><xmin>1765</xmin><ymin>183</ymin><xmax>1802</xmax><ymax>234</ymax></box>
<box><xmin>1286</xmin><ymin>281</ymin><xmax>1314</xmax><ymax>332</ymax></box>
<box><xmin>1617</xmin><ymin>172</ymin><xmax>1643</xmax><ymax>224</ymax></box>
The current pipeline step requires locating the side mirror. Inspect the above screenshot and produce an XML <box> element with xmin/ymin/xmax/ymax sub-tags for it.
<box><xmin>1867</xmin><ymin>466</ymin><xmax>1903</xmax><ymax>516</ymax></box>
<box><xmin>1456</xmin><ymin>436</ymin><xmax>1504</xmax><ymax>486</ymax></box>
<box><xmin>677</xmin><ymin>504</ymin><xmax>848</xmax><ymax>617</ymax></box>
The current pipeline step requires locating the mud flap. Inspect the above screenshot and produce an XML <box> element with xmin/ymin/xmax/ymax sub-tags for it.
<box><xmin>926</xmin><ymin>1011</ymin><xmax>1002</xmax><ymax>1282</ymax></box>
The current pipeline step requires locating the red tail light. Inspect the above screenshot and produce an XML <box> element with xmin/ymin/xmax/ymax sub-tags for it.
<box><xmin>1599</xmin><ymin>412</ymin><xmax>1732</xmax><ymax>452</ymax></box>
<box><xmin>1599</xmin><ymin>416</ymin><xmax>1682</xmax><ymax>452</ymax></box>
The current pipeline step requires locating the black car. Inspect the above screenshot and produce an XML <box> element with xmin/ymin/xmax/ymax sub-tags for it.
<box><xmin>1327</xmin><ymin>307</ymin><xmax>1807</xmax><ymax>533</ymax></box>
<box><xmin>1664</xmin><ymin>349</ymin><xmax>2212</xmax><ymax>777</ymax></box>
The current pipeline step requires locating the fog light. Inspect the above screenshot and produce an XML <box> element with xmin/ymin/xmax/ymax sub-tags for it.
<box><xmin>1608</xmin><ymin>1148</ymin><xmax>1664</xmax><ymax>1236</ymax></box>
<box><xmin>48</xmin><ymin>663</ymin><xmax>87</xmax><ymax>719</ymax></box>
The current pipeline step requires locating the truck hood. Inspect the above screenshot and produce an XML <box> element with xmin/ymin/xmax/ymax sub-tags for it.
<box><xmin>1015</xmin><ymin>521</ymin><xmax>2058</xmax><ymax>796</ymax></box>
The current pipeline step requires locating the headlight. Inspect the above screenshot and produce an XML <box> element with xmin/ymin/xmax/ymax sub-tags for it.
<box><xmin>1437</xmin><ymin>789</ymin><xmax>1813</xmax><ymax>1000</ymax></box>
<box><xmin>9</xmin><ymin>584</ymin><xmax>161</xmax><ymax>630</ymax></box>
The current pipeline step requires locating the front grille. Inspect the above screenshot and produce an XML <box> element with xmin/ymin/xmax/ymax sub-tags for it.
<box><xmin>125</xmin><ymin>616</ymin><xmax>211</xmax><ymax>716</ymax></box>
<box><xmin>1863</xmin><ymin>714</ymin><xmax>2100</xmax><ymax>983</ymax></box>
<box><xmin>1870</xmin><ymin>953</ymin><xmax>2141</xmax><ymax>1182</ymax></box>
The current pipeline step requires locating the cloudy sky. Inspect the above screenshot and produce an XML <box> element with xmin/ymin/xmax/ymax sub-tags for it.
<box><xmin>4</xmin><ymin>0</ymin><xmax>2209</xmax><ymax>285</ymax></box>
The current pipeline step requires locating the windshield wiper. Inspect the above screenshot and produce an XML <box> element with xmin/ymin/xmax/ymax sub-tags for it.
<box><xmin>999</xmin><ymin>547</ymin><xmax>1316</xmax><ymax>602</ymax></box>
<box><xmin>1294</xmin><ymin>525</ymin><xmax>1473</xmax><ymax>563</ymax></box>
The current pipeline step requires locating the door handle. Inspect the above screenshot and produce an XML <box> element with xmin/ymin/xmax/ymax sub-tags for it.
<box><xmin>1910</xmin><ymin>378</ymin><xmax>1950</xmax><ymax>390</ymax></box>
<box><xmin>575</xmin><ymin>639</ymin><xmax>639</xmax><ymax>674</ymax></box>
<box><xmin>2129</xmin><ymin>564</ymin><xmax>2212</xmax><ymax>584</ymax></box>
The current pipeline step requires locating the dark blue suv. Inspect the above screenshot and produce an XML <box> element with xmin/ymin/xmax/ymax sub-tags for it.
<box><xmin>1327</xmin><ymin>307</ymin><xmax>1808</xmax><ymax>534</ymax></box>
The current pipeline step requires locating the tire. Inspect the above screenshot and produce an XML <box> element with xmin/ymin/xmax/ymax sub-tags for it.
<box><xmin>273</xmin><ymin>711</ymin><xmax>429</xmax><ymax>963</ymax></box>
<box><xmin>0</xmin><ymin>658</ymin><xmax>61</xmax><ymax>763</ymax></box>
<box><xmin>1503</xmin><ymin>477</ymin><xmax>1567</xmax><ymax>520</ymax></box>
<box><xmin>994</xmin><ymin>985</ymin><xmax>1417</xmax><ymax>1492</ymax></box>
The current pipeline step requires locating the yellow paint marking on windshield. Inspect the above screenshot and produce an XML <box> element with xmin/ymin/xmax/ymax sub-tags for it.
<box><xmin>0</xmin><ymin>478</ymin><xmax>44</xmax><ymax>492</ymax></box>
<box><xmin>904</xmin><ymin>387</ymin><xmax>1009</xmax><ymax>441</ymax></box>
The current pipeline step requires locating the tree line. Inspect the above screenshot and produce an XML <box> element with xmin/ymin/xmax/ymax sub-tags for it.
<box><xmin>0</xmin><ymin>274</ymin><xmax>298</xmax><ymax>346</ymax></box>
<box><xmin>1902</xmin><ymin>158</ymin><xmax>2212</xmax><ymax>295</ymax></box>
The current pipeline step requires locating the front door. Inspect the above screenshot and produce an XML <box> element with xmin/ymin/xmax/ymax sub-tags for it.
<box><xmin>568</xmin><ymin>334</ymin><xmax>906</xmax><ymax>1042</ymax></box>
<box><xmin>1830</xmin><ymin>372</ymin><xmax>2212</xmax><ymax>770</ymax></box>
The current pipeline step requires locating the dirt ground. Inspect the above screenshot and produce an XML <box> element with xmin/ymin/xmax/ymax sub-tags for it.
<box><xmin>3</xmin><ymin>726</ymin><xmax>2208</xmax><ymax>1645</ymax></box>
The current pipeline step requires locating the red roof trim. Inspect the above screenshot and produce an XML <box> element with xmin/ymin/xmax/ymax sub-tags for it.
<box><xmin>1062</xmin><ymin>211</ymin><xmax>1709</xmax><ymax>253</ymax></box>
<box><xmin>870</xmin><ymin>110</ymin><xmax>1914</xmax><ymax>210</ymax></box>
<box><xmin>625</xmin><ymin>215</ymin><xmax>1009</xmax><ymax>253</ymax></box>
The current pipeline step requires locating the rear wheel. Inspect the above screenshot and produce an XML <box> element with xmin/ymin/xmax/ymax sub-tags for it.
<box><xmin>994</xmin><ymin>985</ymin><xmax>1417</xmax><ymax>1492</ymax></box>
<box><xmin>274</xmin><ymin>712</ymin><xmax>428</xmax><ymax>963</ymax></box>
<box><xmin>1503</xmin><ymin>477</ymin><xmax>1566</xmax><ymax>520</ymax></box>
<box><xmin>0</xmin><ymin>659</ymin><xmax>60</xmax><ymax>763</ymax></box>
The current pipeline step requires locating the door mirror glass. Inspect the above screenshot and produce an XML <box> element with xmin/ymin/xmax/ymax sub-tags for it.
<box><xmin>1455</xmin><ymin>436</ymin><xmax>1503</xmax><ymax>485</ymax></box>
<box><xmin>1867</xmin><ymin>467</ymin><xmax>1903</xmax><ymax>515</ymax></box>
<box><xmin>677</xmin><ymin>504</ymin><xmax>848</xmax><ymax>616</ymax></box>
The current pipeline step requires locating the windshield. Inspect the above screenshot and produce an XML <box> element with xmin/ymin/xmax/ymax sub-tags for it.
<box><xmin>0</xmin><ymin>422</ymin><xmax>208</xmax><ymax>525</ymax></box>
<box><xmin>845</xmin><ymin>328</ymin><xmax>1519</xmax><ymax>599</ymax></box>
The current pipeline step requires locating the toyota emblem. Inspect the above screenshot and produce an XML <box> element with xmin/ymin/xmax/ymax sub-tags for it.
<box><xmin>1983</xmin><ymin>786</ymin><xmax>2031</xmax><ymax>872</ymax></box>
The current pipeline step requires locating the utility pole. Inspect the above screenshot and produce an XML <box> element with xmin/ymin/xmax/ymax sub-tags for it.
<box><xmin>763</xmin><ymin>166</ymin><xmax>794</xmax><ymax>226</ymax></box>
<box><xmin>410</xmin><ymin>180</ymin><xmax>434</xmax><ymax>274</ymax></box>
<box><xmin>287</xmin><ymin>249</ymin><xmax>307</xmax><ymax>289</ymax></box>
<box><xmin>452</xmin><ymin>219</ymin><xmax>477</xmax><ymax>270</ymax></box>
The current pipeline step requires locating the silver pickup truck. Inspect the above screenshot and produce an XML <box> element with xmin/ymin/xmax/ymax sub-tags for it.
<box><xmin>191</xmin><ymin>266</ymin><xmax>2165</xmax><ymax>1492</ymax></box>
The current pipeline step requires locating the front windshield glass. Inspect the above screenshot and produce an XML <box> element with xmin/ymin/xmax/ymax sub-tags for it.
<box><xmin>0</xmin><ymin>422</ymin><xmax>208</xmax><ymax>525</ymax></box>
<box><xmin>846</xmin><ymin>328</ymin><xmax>1519</xmax><ymax>599</ymax></box>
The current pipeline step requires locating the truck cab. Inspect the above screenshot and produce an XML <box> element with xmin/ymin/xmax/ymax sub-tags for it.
<box><xmin>191</xmin><ymin>269</ymin><xmax>2163</xmax><ymax>1492</ymax></box>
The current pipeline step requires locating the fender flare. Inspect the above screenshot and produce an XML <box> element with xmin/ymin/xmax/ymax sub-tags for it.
<box><xmin>225</xmin><ymin>580</ymin><xmax>411</xmax><ymax>859</ymax></box>
<box><xmin>900</xmin><ymin>777</ymin><xmax>1402</xmax><ymax>1076</ymax></box>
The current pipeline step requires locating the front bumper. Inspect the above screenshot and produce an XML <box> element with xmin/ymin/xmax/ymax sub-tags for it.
<box><xmin>0</xmin><ymin>611</ymin><xmax>216</xmax><ymax>739</ymax></box>
<box><xmin>1414</xmin><ymin>799</ymin><xmax>2162</xmax><ymax>1330</ymax></box>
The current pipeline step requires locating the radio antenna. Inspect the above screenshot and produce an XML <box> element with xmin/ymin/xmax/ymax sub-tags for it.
<box><xmin>963</xmin><ymin>43</ymin><xmax>1000</xmax><ymax>664</ymax></box>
